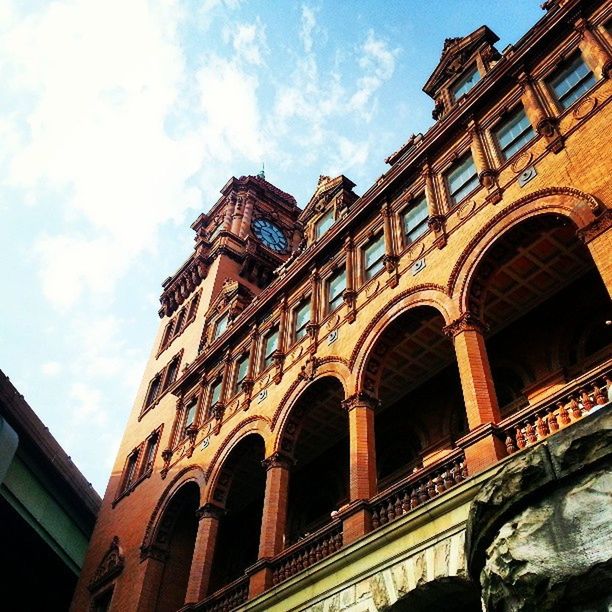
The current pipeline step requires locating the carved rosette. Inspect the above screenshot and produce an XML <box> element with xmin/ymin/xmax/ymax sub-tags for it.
<box><xmin>341</xmin><ymin>391</ymin><xmax>381</xmax><ymax>412</ymax></box>
<box><xmin>88</xmin><ymin>537</ymin><xmax>124</xmax><ymax>593</ymax></box>
<box><xmin>443</xmin><ymin>312</ymin><xmax>489</xmax><ymax>338</ymax></box>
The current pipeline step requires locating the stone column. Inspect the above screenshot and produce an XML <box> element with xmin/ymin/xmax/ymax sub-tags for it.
<box><xmin>273</xmin><ymin>297</ymin><xmax>288</xmax><ymax>383</ymax></box>
<box><xmin>239</xmin><ymin>194</ymin><xmax>256</xmax><ymax>239</ymax></box>
<box><xmin>249</xmin><ymin>452</ymin><xmax>292</xmax><ymax>597</ymax></box>
<box><xmin>230</xmin><ymin>194</ymin><xmax>244</xmax><ymax>235</ymax></box>
<box><xmin>184</xmin><ymin>503</ymin><xmax>223</xmax><ymax>603</ymax></box>
<box><xmin>444</xmin><ymin>313</ymin><xmax>505</xmax><ymax>474</ymax></box>
<box><xmin>468</xmin><ymin>118</ymin><xmax>502</xmax><ymax>204</ymax></box>
<box><xmin>306</xmin><ymin>267</ymin><xmax>320</xmax><ymax>352</ymax></box>
<box><xmin>423</xmin><ymin>162</ymin><xmax>447</xmax><ymax>248</ymax></box>
<box><xmin>575</xmin><ymin>17</ymin><xmax>611</xmax><ymax>79</ymax></box>
<box><xmin>381</xmin><ymin>201</ymin><xmax>399</xmax><ymax>286</ymax></box>
<box><xmin>343</xmin><ymin>236</ymin><xmax>357</xmax><ymax>321</ymax></box>
<box><xmin>340</xmin><ymin>392</ymin><xmax>378</xmax><ymax>544</ymax></box>
<box><xmin>518</xmin><ymin>72</ymin><xmax>564</xmax><ymax>153</ymax></box>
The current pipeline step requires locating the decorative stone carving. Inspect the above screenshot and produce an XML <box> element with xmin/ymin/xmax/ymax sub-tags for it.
<box><xmin>341</xmin><ymin>391</ymin><xmax>381</xmax><ymax>412</ymax></box>
<box><xmin>88</xmin><ymin>537</ymin><xmax>124</xmax><ymax>593</ymax></box>
<box><xmin>298</xmin><ymin>356</ymin><xmax>320</xmax><ymax>381</ymax></box>
<box><xmin>261</xmin><ymin>451</ymin><xmax>294</xmax><ymax>471</ymax></box>
<box><xmin>577</xmin><ymin>207</ymin><xmax>612</xmax><ymax>244</ymax></box>
<box><xmin>443</xmin><ymin>312</ymin><xmax>488</xmax><ymax>338</ymax></box>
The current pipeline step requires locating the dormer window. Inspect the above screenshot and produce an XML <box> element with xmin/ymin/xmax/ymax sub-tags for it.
<box><xmin>213</xmin><ymin>313</ymin><xmax>229</xmax><ymax>341</ymax></box>
<box><xmin>315</xmin><ymin>209</ymin><xmax>335</xmax><ymax>240</ymax></box>
<box><xmin>452</xmin><ymin>65</ymin><xmax>481</xmax><ymax>101</ymax></box>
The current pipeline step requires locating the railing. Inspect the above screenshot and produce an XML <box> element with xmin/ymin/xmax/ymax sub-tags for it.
<box><xmin>192</xmin><ymin>576</ymin><xmax>248</xmax><ymax>612</ymax></box>
<box><xmin>371</xmin><ymin>449</ymin><xmax>467</xmax><ymax>529</ymax></box>
<box><xmin>500</xmin><ymin>362</ymin><xmax>611</xmax><ymax>455</ymax></box>
<box><xmin>270</xmin><ymin>519</ymin><xmax>343</xmax><ymax>585</ymax></box>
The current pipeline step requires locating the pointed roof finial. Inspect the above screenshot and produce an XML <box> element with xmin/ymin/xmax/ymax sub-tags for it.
<box><xmin>257</xmin><ymin>162</ymin><xmax>265</xmax><ymax>180</ymax></box>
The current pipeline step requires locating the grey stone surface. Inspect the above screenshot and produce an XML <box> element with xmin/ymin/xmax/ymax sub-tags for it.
<box><xmin>466</xmin><ymin>405</ymin><xmax>612</xmax><ymax>612</ymax></box>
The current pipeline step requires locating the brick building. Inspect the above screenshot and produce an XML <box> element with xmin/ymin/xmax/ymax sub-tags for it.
<box><xmin>72</xmin><ymin>0</ymin><xmax>612</xmax><ymax>610</ymax></box>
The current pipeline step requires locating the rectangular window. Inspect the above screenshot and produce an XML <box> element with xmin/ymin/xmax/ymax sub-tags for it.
<box><xmin>234</xmin><ymin>354</ymin><xmax>250</xmax><ymax>394</ymax></box>
<box><xmin>293</xmin><ymin>299</ymin><xmax>310</xmax><ymax>342</ymax></box>
<box><xmin>262</xmin><ymin>327</ymin><xmax>279</xmax><ymax>371</ymax></box>
<box><xmin>183</xmin><ymin>398</ymin><xmax>198</xmax><ymax>434</ymax></box>
<box><xmin>209</xmin><ymin>378</ymin><xmax>223</xmax><ymax>408</ymax></box>
<box><xmin>160</xmin><ymin>320</ymin><xmax>174</xmax><ymax>351</ymax></box>
<box><xmin>122</xmin><ymin>450</ymin><xmax>140</xmax><ymax>492</ymax></box>
<box><xmin>327</xmin><ymin>268</ymin><xmax>346</xmax><ymax>314</ymax></box>
<box><xmin>446</xmin><ymin>153</ymin><xmax>479</xmax><ymax>205</ymax></box>
<box><xmin>547</xmin><ymin>53</ymin><xmax>596</xmax><ymax>110</ymax></box>
<box><xmin>145</xmin><ymin>375</ymin><xmax>162</xmax><ymax>408</ymax></box>
<box><xmin>402</xmin><ymin>195</ymin><xmax>429</xmax><ymax>244</ymax></box>
<box><xmin>363</xmin><ymin>234</ymin><xmax>385</xmax><ymax>281</ymax></box>
<box><xmin>174</xmin><ymin>309</ymin><xmax>186</xmax><ymax>337</ymax></box>
<box><xmin>452</xmin><ymin>65</ymin><xmax>481</xmax><ymax>100</ymax></box>
<box><xmin>213</xmin><ymin>313</ymin><xmax>229</xmax><ymax>341</ymax></box>
<box><xmin>141</xmin><ymin>432</ymin><xmax>159</xmax><ymax>475</ymax></box>
<box><xmin>187</xmin><ymin>294</ymin><xmax>200</xmax><ymax>321</ymax></box>
<box><xmin>315</xmin><ymin>209</ymin><xmax>335</xmax><ymax>240</ymax></box>
<box><xmin>163</xmin><ymin>356</ymin><xmax>181</xmax><ymax>391</ymax></box>
<box><xmin>494</xmin><ymin>107</ymin><xmax>535</xmax><ymax>160</ymax></box>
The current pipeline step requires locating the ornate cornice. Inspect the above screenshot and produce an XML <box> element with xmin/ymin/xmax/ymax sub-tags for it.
<box><xmin>443</xmin><ymin>312</ymin><xmax>488</xmax><ymax>338</ymax></box>
<box><xmin>88</xmin><ymin>537</ymin><xmax>124</xmax><ymax>593</ymax></box>
<box><xmin>159</xmin><ymin>254</ymin><xmax>208</xmax><ymax>318</ymax></box>
<box><xmin>341</xmin><ymin>391</ymin><xmax>381</xmax><ymax>412</ymax></box>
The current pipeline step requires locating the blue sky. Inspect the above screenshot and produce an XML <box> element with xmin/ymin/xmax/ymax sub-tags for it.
<box><xmin>0</xmin><ymin>0</ymin><xmax>544</xmax><ymax>495</ymax></box>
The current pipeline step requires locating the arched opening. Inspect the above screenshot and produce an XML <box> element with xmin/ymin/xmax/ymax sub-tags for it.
<box><xmin>367</xmin><ymin>306</ymin><xmax>466</xmax><ymax>489</ymax></box>
<box><xmin>283</xmin><ymin>376</ymin><xmax>348</xmax><ymax>545</ymax></box>
<box><xmin>208</xmin><ymin>434</ymin><xmax>266</xmax><ymax>594</ymax></box>
<box><xmin>387</xmin><ymin>577</ymin><xmax>481</xmax><ymax>612</ymax></box>
<box><xmin>468</xmin><ymin>214</ymin><xmax>611</xmax><ymax>417</ymax></box>
<box><xmin>153</xmin><ymin>482</ymin><xmax>200</xmax><ymax>612</ymax></box>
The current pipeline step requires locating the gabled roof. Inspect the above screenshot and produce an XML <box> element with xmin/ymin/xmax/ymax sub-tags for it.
<box><xmin>299</xmin><ymin>175</ymin><xmax>357</xmax><ymax>224</ymax></box>
<box><xmin>423</xmin><ymin>26</ymin><xmax>499</xmax><ymax>99</ymax></box>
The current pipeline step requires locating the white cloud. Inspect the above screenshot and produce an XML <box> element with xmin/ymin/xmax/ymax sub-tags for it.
<box><xmin>225</xmin><ymin>20</ymin><xmax>267</xmax><ymax>66</ymax></box>
<box><xmin>349</xmin><ymin>30</ymin><xmax>398</xmax><ymax>119</ymax></box>
<box><xmin>42</xmin><ymin>362</ymin><xmax>62</xmax><ymax>377</ymax></box>
<box><xmin>300</xmin><ymin>5</ymin><xmax>317</xmax><ymax>54</ymax></box>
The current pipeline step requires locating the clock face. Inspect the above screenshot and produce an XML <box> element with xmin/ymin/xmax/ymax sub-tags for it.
<box><xmin>251</xmin><ymin>218</ymin><xmax>288</xmax><ymax>252</ymax></box>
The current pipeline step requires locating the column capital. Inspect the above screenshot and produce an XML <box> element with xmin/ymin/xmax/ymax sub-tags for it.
<box><xmin>261</xmin><ymin>451</ymin><xmax>294</xmax><ymax>471</ymax></box>
<box><xmin>196</xmin><ymin>502</ymin><xmax>224</xmax><ymax>521</ymax></box>
<box><xmin>341</xmin><ymin>391</ymin><xmax>380</xmax><ymax>412</ymax></box>
<box><xmin>443</xmin><ymin>312</ymin><xmax>489</xmax><ymax>338</ymax></box>
<box><xmin>577</xmin><ymin>208</ymin><xmax>612</xmax><ymax>244</ymax></box>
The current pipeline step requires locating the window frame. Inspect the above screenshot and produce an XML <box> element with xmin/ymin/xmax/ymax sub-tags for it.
<box><xmin>292</xmin><ymin>298</ymin><xmax>311</xmax><ymax>344</ymax></box>
<box><xmin>493</xmin><ymin>105</ymin><xmax>536</xmax><ymax>161</ymax></box>
<box><xmin>207</xmin><ymin>377</ymin><xmax>224</xmax><ymax>414</ymax></box>
<box><xmin>182</xmin><ymin>397</ymin><xmax>199</xmax><ymax>438</ymax></box>
<box><xmin>451</xmin><ymin>64</ymin><xmax>481</xmax><ymax>101</ymax></box>
<box><xmin>402</xmin><ymin>194</ymin><xmax>429</xmax><ymax>246</ymax></box>
<box><xmin>314</xmin><ymin>209</ymin><xmax>335</xmax><ymax>241</ymax></box>
<box><xmin>445</xmin><ymin>152</ymin><xmax>480</xmax><ymax>206</ymax></box>
<box><xmin>139</xmin><ymin>429</ymin><xmax>161</xmax><ymax>477</ymax></box>
<box><xmin>144</xmin><ymin>374</ymin><xmax>162</xmax><ymax>409</ymax></box>
<box><xmin>261</xmin><ymin>326</ymin><xmax>279</xmax><ymax>372</ymax></box>
<box><xmin>121</xmin><ymin>448</ymin><xmax>141</xmax><ymax>494</ymax></box>
<box><xmin>362</xmin><ymin>233</ymin><xmax>386</xmax><ymax>283</ymax></box>
<box><xmin>326</xmin><ymin>267</ymin><xmax>346</xmax><ymax>315</ymax></box>
<box><xmin>546</xmin><ymin>51</ymin><xmax>597</xmax><ymax>111</ymax></box>
<box><xmin>212</xmin><ymin>312</ymin><xmax>229</xmax><ymax>342</ymax></box>
<box><xmin>233</xmin><ymin>353</ymin><xmax>250</xmax><ymax>395</ymax></box>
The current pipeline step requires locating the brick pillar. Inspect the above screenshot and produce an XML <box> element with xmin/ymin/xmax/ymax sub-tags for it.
<box><xmin>340</xmin><ymin>392</ymin><xmax>378</xmax><ymax>544</ymax></box>
<box><xmin>249</xmin><ymin>452</ymin><xmax>292</xmax><ymax>597</ymax></box>
<box><xmin>184</xmin><ymin>503</ymin><xmax>223</xmax><ymax>604</ymax></box>
<box><xmin>239</xmin><ymin>194</ymin><xmax>255</xmax><ymax>239</ymax></box>
<box><xmin>578</xmin><ymin>209</ymin><xmax>612</xmax><ymax>298</ymax></box>
<box><xmin>444</xmin><ymin>313</ymin><xmax>505</xmax><ymax>474</ymax></box>
<box><xmin>137</xmin><ymin>547</ymin><xmax>167</xmax><ymax>612</ymax></box>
